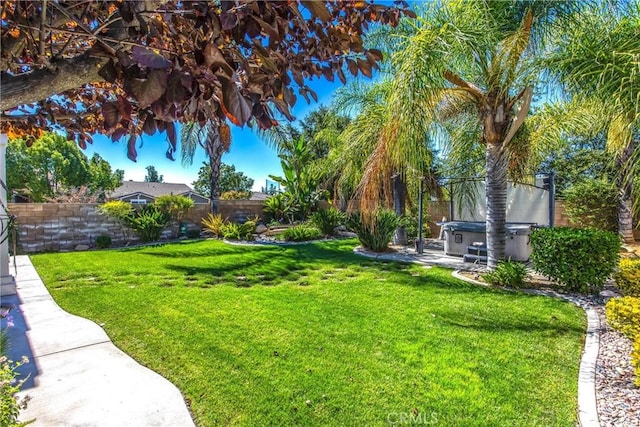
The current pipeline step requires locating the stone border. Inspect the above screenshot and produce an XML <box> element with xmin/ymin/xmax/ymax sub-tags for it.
<box><xmin>450</xmin><ymin>271</ymin><xmax>600</xmax><ymax>427</ymax></box>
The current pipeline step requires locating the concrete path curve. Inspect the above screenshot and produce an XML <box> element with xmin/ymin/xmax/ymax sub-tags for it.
<box><xmin>3</xmin><ymin>255</ymin><xmax>194</xmax><ymax>427</ymax></box>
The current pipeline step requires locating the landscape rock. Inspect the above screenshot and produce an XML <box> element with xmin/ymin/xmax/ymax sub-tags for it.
<box><xmin>256</xmin><ymin>223</ymin><xmax>268</xmax><ymax>234</ymax></box>
<box><xmin>74</xmin><ymin>244</ymin><xmax>90</xmax><ymax>251</ymax></box>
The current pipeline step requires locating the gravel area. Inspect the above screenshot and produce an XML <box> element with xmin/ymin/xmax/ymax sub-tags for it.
<box><xmin>595</xmin><ymin>305</ymin><xmax>640</xmax><ymax>427</ymax></box>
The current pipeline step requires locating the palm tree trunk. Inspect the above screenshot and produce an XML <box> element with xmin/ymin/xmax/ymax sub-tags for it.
<box><xmin>485</xmin><ymin>142</ymin><xmax>508</xmax><ymax>268</ymax></box>
<box><xmin>393</xmin><ymin>173</ymin><xmax>408</xmax><ymax>246</ymax></box>
<box><xmin>617</xmin><ymin>139</ymin><xmax>635</xmax><ymax>244</ymax></box>
<box><xmin>205</xmin><ymin>125</ymin><xmax>226</xmax><ymax>215</ymax></box>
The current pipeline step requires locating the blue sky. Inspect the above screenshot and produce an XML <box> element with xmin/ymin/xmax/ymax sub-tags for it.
<box><xmin>83</xmin><ymin>78</ymin><xmax>346</xmax><ymax>192</ymax></box>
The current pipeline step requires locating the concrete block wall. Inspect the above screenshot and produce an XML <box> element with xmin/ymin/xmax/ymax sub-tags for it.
<box><xmin>5</xmin><ymin>200</ymin><xmax>581</xmax><ymax>254</ymax></box>
<box><xmin>8</xmin><ymin>203</ymin><xmax>140</xmax><ymax>253</ymax></box>
<box><xmin>8</xmin><ymin>201</ymin><xmax>267</xmax><ymax>253</ymax></box>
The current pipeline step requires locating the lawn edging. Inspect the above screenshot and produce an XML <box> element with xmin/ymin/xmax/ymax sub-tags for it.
<box><xmin>451</xmin><ymin>270</ymin><xmax>600</xmax><ymax>427</ymax></box>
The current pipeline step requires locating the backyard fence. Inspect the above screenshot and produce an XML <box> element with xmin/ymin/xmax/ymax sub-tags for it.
<box><xmin>7</xmin><ymin>201</ymin><xmax>266</xmax><ymax>253</ymax></box>
<box><xmin>7</xmin><ymin>200</ymin><xmax>582</xmax><ymax>254</ymax></box>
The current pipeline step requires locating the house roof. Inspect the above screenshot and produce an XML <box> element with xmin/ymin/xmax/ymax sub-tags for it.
<box><xmin>110</xmin><ymin>181</ymin><xmax>195</xmax><ymax>199</ymax></box>
<box><xmin>249</xmin><ymin>192</ymin><xmax>270</xmax><ymax>201</ymax></box>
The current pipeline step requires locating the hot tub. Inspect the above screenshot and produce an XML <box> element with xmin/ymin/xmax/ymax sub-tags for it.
<box><xmin>440</xmin><ymin>221</ymin><xmax>534</xmax><ymax>261</ymax></box>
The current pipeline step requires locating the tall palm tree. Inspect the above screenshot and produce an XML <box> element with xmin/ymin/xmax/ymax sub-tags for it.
<box><xmin>379</xmin><ymin>1</ymin><xmax>583</xmax><ymax>268</ymax></box>
<box><xmin>180</xmin><ymin>118</ymin><xmax>231</xmax><ymax>214</ymax></box>
<box><xmin>543</xmin><ymin>2</ymin><xmax>640</xmax><ymax>243</ymax></box>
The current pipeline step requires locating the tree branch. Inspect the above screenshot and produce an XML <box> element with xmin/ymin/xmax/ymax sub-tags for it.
<box><xmin>443</xmin><ymin>70</ymin><xmax>484</xmax><ymax>102</ymax></box>
<box><xmin>0</xmin><ymin>53</ymin><xmax>107</xmax><ymax>111</ymax></box>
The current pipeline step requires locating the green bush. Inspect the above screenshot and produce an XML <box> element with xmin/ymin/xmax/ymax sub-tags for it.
<box><xmin>530</xmin><ymin>227</ymin><xmax>620</xmax><ymax>293</ymax></box>
<box><xmin>98</xmin><ymin>200</ymin><xmax>133</xmax><ymax>222</ymax></box>
<box><xmin>154</xmin><ymin>195</ymin><xmax>194</xmax><ymax>220</ymax></box>
<box><xmin>127</xmin><ymin>205</ymin><xmax>171</xmax><ymax>242</ymax></box>
<box><xmin>220</xmin><ymin>221</ymin><xmax>255</xmax><ymax>241</ymax></box>
<box><xmin>95</xmin><ymin>235</ymin><xmax>112</xmax><ymax>249</ymax></box>
<box><xmin>310</xmin><ymin>207</ymin><xmax>345</xmax><ymax>236</ymax></box>
<box><xmin>263</xmin><ymin>193</ymin><xmax>295</xmax><ymax>224</ymax></box>
<box><xmin>347</xmin><ymin>209</ymin><xmax>403</xmax><ymax>253</ymax></box>
<box><xmin>405</xmin><ymin>208</ymin><xmax>433</xmax><ymax>241</ymax></box>
<box><xmin>240</xmin><ymin>220</ymin><xmax>257</xmax><ymax>240</ymax></box>
<box><xmin>606</xmin><ymin>296</ymin><xmax>640</xmax><ymax>341</ymax></box>
<box><xmin>0</xmin><ymin>355</ymin><xmax>30</xmax><ymax>427</ymax></box>
<box><xmin>483</xmin><ymin>260</ymin><xmax>527</xmax><ymax>288</ymax></box>
<box><xmin>614</xmin><ymin>258</ymin><xmax>640</xmax><ymax>296</ymax></box>
<box><xmin>563</xmin><ymin>179</ymin><xmax>617</xmax><ymax>232</ymax></box>
<box><xmin>280</xmin><ymin>224</ymin><xmax>322</xmax><ymax>242</ymax></box>
<box><xmin>220</xmin><ymin>222</ymin><xmax>241</xmax><ymax>240</ymax></box>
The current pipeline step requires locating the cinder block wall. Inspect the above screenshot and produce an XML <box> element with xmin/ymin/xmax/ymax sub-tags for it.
<box><xmin>6</xmin><ymin>200</ymin><xmax>577</xmax><ymax>254</ymax></box>
<box><xmin>7</xmin><ymin>203</ymin><xmax>140</xmax><ymax>253</ymax></box>
<box><xmin>8</xmin><ymin>201</ymin><xmax>267</xmax><ymax>253</ymax></box>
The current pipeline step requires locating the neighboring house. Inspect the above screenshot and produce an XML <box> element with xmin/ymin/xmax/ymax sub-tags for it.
<box><xmin>109</xmin><ymin>181</ymin><xmax>209</xmax><ymax>204</ymax></box>
<box><xmin>249</xmin><ymin>192</ymin><xmax>270</xmax><ymax>201</ymax></box>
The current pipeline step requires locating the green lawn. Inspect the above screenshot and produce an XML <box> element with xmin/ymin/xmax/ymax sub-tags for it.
<box><xmin>31</xmin><ymin>239</ymin><xmax>585</xmax><ymax>426</ymax></box>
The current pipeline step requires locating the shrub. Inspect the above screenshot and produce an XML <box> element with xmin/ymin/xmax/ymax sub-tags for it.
<box><xmin>530</xmin><ymin>227</ymin><xmax>620</xmax><ymax>293</ymax></box>
<box><xmin>220</xmin><ymin>190</ymin><xmax>251</xmax><ymax>200</ymax></box>
<box><xmin>405</xmin><ymin>208</ymin><xmax>433</xmax><ymax>241</ymax></box>
<box><xmin>263</xmin><ymin>193</ymin><xmax>295</xmax><ymax>223</ymax></box>
<box><xmin>127</xmin><ymin>205</ymin><xmax>171</xmax><ymax>242</ymax></box>
<box><xmin>0</xmin><ymin>356</ymin><xmax>30</xmax><ymax>427</ymax></box>
<box><xmin>347</xmin><ymin>209</ymin><xmax>403</xmax><ymax>253</ymax></box>
<box><xmin>239</xmin><ymin>220</ymin><xmax>256</xmax><ymax>240</ymax></box>
<box><xmin>154</xmin><ymin>195</ymin><xmax>194</xmax><ymax>221</ymax></box>
<box><xmin>98</xmin><ymin>200</ymin><xmax>133</xmax><ymax>222</ymax></box>
<box><xmin>563</xmin><ymin>179</ymin><xmax>617</xmax><ymax>232</ymax></box>
<box><xmin>483</xmin><ymin>260</ymin><xmax>527</xmax><ymax>288</ymax></box>
<box><xmin>201</xmin><ymin>214</ymin><xmax>227</xmax><ymax>238</ymax></box>
<box><xmin>310</xmin><ymin>207</ymin><xmax>345</xmax><ymax>236</ymax></box>
<box><xmin>95</xmin><ymin>235</ymin><xmax>112</xmax><ymax>249</ymax></box>
<box><xmin>605</xmin><ymin>296</ymin><xmax>640</xmax><ymax>341</ymax></box>
<box><xmin>280</xmin><ymin>224</ymin><xmax>322</xmax><ymax>242</ymax></box>
<box><xmin>219</xmin><ymin>221</ymin><xmax>255</xmax><ymax>241</ymax></box>
<box><xmin>614</xmin><ymin>258</ymin><xmax>640</xmax><ymax>296</ymax></box>
<box><xmin>220</xmin><ymin>222</ymin><xmax>242</xmax><ymax>240</ymax></box>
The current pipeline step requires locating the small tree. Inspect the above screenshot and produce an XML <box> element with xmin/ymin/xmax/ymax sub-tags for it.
<box><xmin>154</xmin><ymin>195</ymin><xmax>194</xmax><ymax>237</ymax></box>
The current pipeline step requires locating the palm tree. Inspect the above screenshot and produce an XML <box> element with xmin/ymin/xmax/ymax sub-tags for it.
<box><xmin>326</xmin><ymin>78</ymin><xmax>439</xmax><ymax>245</ymax></box>
<box><xmin>180</xmin><ymin>118</ymin><xmax>231</xmax><ymax>214</ymax></box>
<box><xmin>377</xmin><ymin>1</ymin><xmax>583</xmax><ymax>268</ymax></box>
<box><xmin>543</xmin><ymin>2</ymin><xmax>640</xmax><ymax>243</ymax></box>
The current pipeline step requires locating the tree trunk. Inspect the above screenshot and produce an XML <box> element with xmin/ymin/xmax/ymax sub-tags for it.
<box><xmin>485</xmin><ymin>142</ymin><xmax>508</xmax><ymax>269</ymax></box>
<box><xmin>617</xmin><ymin>139</ymin><xmax>635</xmax><ymax>244</ymax></box>
<box><xmin>205</xmin><ymin>124</ymin><xmax>226</xmax><ymax>215</ymax></box>
<box><xmin>393</xmin><ymin>173</ymin><xmax>408</xmax><ymax>246</ymax></box>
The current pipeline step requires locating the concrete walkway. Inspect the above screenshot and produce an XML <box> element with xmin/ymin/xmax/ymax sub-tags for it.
<box><xmin>3</xmin><ymin>255</ymin><xmax>194</xmax><ymax>427</ymax></box>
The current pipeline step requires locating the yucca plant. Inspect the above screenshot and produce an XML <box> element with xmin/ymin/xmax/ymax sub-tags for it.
<box><xmin>347</xmin><ymin>209</ymin><xmax>403</xmax><ymax>252</ymax></box>
<box><xmin>127</xmin><ymin>205</ymin><xmax>171</xmax><ymax>242</ymax></box>
<box><xmin>311</xmin><ymin>207</ymin><xmax>345</xmax><ymax>236</ymax></box>
<box><xmin>201</xmin><ymin>213</ymin><xmax>228</xmax><ymax>238</ymax></box>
